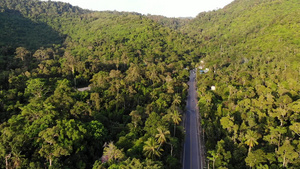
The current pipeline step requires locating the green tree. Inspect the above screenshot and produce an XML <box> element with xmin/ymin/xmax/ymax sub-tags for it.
<box><xmin>125</xmin><ymin>63</ymin><xmax>142</xmax><ymax>83</ymax></box>
<box><xmin>90</xmin><ymin>93</ymin><xmax>101</xmax><ymax>111</ymax></box>
<box><xmin>220</xmin><ymin>116</ymin><xmax>234</xmax><ymax>132</ymax></box>
<box><xmin>144</xmin><ymin>112</ymin><xmax>166</xmax><ymax>137</ymax></box>
<box><xmin>33</xmin><ymin>48</ymin><xmax>50</xmax><ymax>61</ymax></box>
<box><xmin>45</xmin><ymin>79</ymin><xmax>74</xmax><ymax>115</ymax></box>
<box><xmin>172</xmin><ymin>93</ymin><xmax>181</xmax><ymax>106</ymax></box>
<box><xmin>70</xmin><ymin>101</ymin><xmax>91</xmax><ymax>118</ymax></box>
<box><xmin>129</xmin><ymin>110</ymin><xmax>142</xmax><ymax>129</ymax></box>
<box><xmin>155</xmin><ymin>127</ymin><xmax>170</xmax><ymax>150</ymax></box>
<box><xmin>24</xmin><ymin>78</ymin><xmax>48</xmax><ymax>100</ymax></box>
<box><xmin>15</xmin><ymin>47</ymin><xmax>30</xmax><ymax>62</ymax></box>
<box><xmin>169</xmin><ymin>106</ymin><xmax>182</xmax><ymax>136</ymax></box>
<box><xmin>207</xmin><ymin>150</ymin><xmax>219</xmax><ymax>169</ymax></box>
<box><xmin>263</xmin><ymin>126</ymin><xmax>287</xmax><ymax>149</ymax></box>
<box><xmin>0</xmin><ymin>122</ymin><xmax>27</xmax><ymax>169</ymax></box>
<box><xmin>117</xmin><ymin>158</ymin><xmax>162</xmax><ymax>169</ymax></box>
<box><xmin>62</xmin><ymin>51</ymin><xmax>78</xmax><ymax>86</ymax></box>
<box><xmin>245</xmin><ymin>130</ymin><xmax>260</xmax><ymax>153</ymax></box>
<box><xmin>289</xmin><ymin>122</ymin><xmax>300</xmax><ymax>136</ymax></box>
<box><xmin>90</xmin><ymin>71</ymin><xmax>109</xmax><ymax>89</ymax></box>
<box><xmin>276</xmin><ymin>140</ymin><xmax>298</xmax><ymax>168</ymax></box>
<box><xmin>245</xmin><ymin>149</ymin><xmax>267</xmax><ymax>168</ymax></box>
<box><xmin>143</xmin><ymin>138</ymin><xmax>163</xmax><ymax>160</ymax></box>
<box><xmin>38</xmin><ymin>119</ymin><xmax>87</xmax><ymax>168</ymax></box>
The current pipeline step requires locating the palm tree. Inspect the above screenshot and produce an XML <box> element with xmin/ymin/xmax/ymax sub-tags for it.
<box><xmin>171</xmin><ymin>107</ymin><xmax>182</xmax><ymax>137</ymax></box>
<box><xmin>155</xmin><ymin>127</ymin><xmax>170</xmax><ymax>150</ymax></box>
<box><xmin>245</xmin><ymin>130</ymin><xmax>259</xmax><ymax>153</ymax></box>
<box><xmin>143</xmin><ymin>138</ymin><xmax>163</xmax><ymax>160</ymax></box>
<box><xmin>172</xmin><ymin>94</ymin><xmax>181</xmax><ymax>106</ymax></box>
<box><xmin>11</xmin><ymin>151</ymin><xmax>24</xmax><ymax>169</ymax></box>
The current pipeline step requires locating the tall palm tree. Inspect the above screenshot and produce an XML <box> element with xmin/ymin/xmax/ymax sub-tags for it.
<box><xmin>245</xmin><ymin>130</ymin><xmax>259</xmax><ymax>153</ymax></box>
<box><xmin>163</xmin><ymin>106</ymin><xmax>182</xmax><ymax>137</ymax></box>
<box><xmin>143</xmin><ymin>138</ymin><xmax>163</xmax><ymax>160</ymax></box>
<box><xmin>171</xmin><ymin>108</ymin><xmax>182</xmax><ymax>137</ymax></box>
<box><xmin>155</xmin><ymin>127</ymin><xmax>170</xmax><ymax>150</ymax></box>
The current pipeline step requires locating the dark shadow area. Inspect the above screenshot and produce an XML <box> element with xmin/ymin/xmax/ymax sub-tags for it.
<box><xmin>0</xmin><ymin>9</ymin><xmax>65</xmax><ymax>50</ymax></box>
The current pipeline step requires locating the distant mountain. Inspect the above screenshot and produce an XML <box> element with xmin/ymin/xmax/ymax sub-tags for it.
<box><xmin>147</xmin><ymin>15</ymin><xmax>191</xmax><ymax>30</ymax></box>
<box><xmin>0</xmin><ymin>0</ymin><xmax>197</xmax><ymax>70</ymax></box>
<box><xmin>0</xmin><ymin>8</ymin><xmax>64</xmax><ymax>49</ymax></box>
<box><xmin>0</xmin><ymin>0</ymin><xmax>88</xmax><ymax>15</ymax></box>
<box><xmin>0</xmin><ymin>0</ymin><xmax>89</xmax><ymax>49</ymax></box>
<box><xmin>184</xmin><ymin>0</ymin><xmax>299</xmax><ymax>62</ymax></box>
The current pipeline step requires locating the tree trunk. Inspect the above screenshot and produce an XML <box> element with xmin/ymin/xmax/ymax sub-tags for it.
<box><xmin>5</xmin><ymin>156</ymin><xmax>8</xmax><ymax>169</ymax></box>
<box><xmin>283</xmin><ymin>156</ymin><xmax>286</xmax><ymax>168</ymax></box>
<box><xmin>49</xmin><ymin>158</ymin><xmax>52</xmax><ymax>168</ymax></box>
<box><xmin>173</xmin><ymin>124</ymin><xmax>176</xmax><ymax>137</ymax></box>
<box><xmin>72</xmin><ymin>66</ymin><xmax>76</xmax><ymax>88</ymax></box>
<box><xmin>5</xmin><ymin>153</ymin><xmax>11</xmax><ymax>169</ymax></box>
<box><xmin>170</xmin><ymin>144</ymin><xmax>173</xmax><ymax>157</ymax></box>
<box><xmin>208</xmin><ymin>160</ymin><xmax>209</xmax><ymax>169</ymax></box>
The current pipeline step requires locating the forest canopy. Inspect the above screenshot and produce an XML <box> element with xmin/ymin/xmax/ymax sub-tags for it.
<box><xmin>0</xmin><ymin>0</ymin><xmax>299</xmax><ymax>168</ymax></box>
<box><xmin>0</xmin><ymin>0</ymin><xmax>198</xmax><ymax>168</ymax></box>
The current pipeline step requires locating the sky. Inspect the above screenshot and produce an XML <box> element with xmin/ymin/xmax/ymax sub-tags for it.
<box><xmin>45</xmin><ymin>0</ymin><xmax>235</xmax><ymax>18</ymax></box>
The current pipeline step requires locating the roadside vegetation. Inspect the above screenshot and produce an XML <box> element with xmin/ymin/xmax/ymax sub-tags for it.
<box><xmin>188</xmin><ymin>0</ymin><xmax>300</xmax><ymax>168</ymax></box>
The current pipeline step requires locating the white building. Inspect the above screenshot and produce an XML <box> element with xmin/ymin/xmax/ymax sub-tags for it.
<box><xmin>204</xmin><ymin>68</ymin><xmax>209</xmax><ymax>73</ymax></box>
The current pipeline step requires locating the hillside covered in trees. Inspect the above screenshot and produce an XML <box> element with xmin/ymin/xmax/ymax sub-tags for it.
<box><xmin>0</xmin><ymin>0</ymin><xmax>199</xmax><ymax>168</ymax></box>
<box><xmin>185</xmin><ymin>0</ymin><xmax>300</xmax><ymax>168</ymax></box>
<box><xmin>0</xmin><ymin>0</ymin><xmax>299</xmax><ymax>168</ymax></box>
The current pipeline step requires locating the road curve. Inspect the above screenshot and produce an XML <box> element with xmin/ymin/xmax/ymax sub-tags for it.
<box><xmin>183</xmin><ymin>69</ymin><xmax>202</xmax><ymax>169</ymax></box>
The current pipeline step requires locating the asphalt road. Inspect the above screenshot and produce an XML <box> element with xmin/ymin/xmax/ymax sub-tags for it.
<box><xmin>183</xmin><ymin>69</ymin><xmax>202</xmax><ymax>169</ymax></box>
